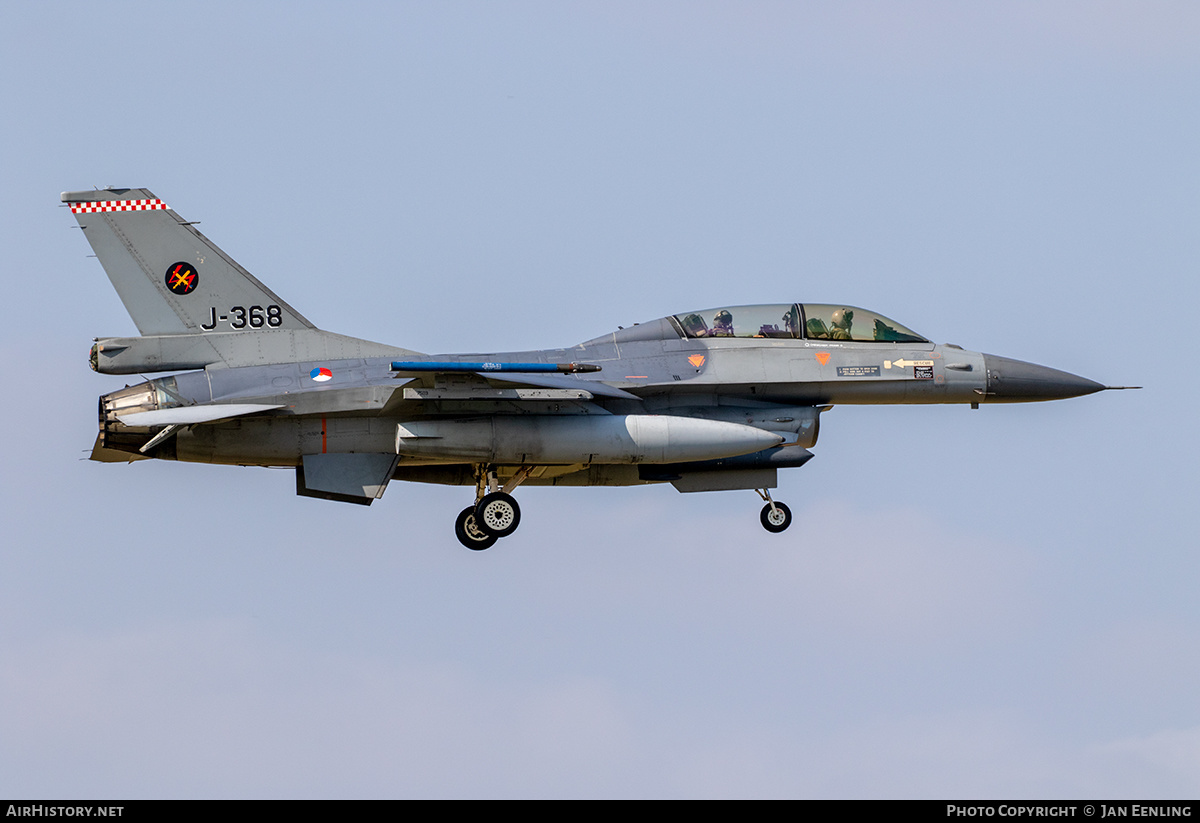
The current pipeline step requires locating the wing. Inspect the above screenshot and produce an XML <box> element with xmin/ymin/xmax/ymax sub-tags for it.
<box><xmin>388</xmin><ymin>360</ymin><xmax>641</xmax><ymax>402</ymax></box>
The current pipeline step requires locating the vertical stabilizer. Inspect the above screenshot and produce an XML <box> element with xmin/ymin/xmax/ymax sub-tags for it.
<box><xmin>64</xmin><ymin>188</ymin><xmax>314</xmax><ymax>336</ymax></box>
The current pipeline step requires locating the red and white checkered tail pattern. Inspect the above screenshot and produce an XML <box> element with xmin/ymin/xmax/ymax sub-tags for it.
<box><xmin>69</xmin><ymin>199</ymin><xmax>169</xmax><ymax>214</ymax></box>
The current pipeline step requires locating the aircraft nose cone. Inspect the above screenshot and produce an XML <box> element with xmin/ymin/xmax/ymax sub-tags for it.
<box><xmin>983</xmin><ymin>354</ymin><xmax>1105</xmax><ymax>402</ymax></box>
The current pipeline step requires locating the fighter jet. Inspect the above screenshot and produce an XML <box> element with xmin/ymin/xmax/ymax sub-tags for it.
<box><xmin>67</xmin><ymin>188</ymin><xmax>1125</xmax><ymax>549</ymax></box>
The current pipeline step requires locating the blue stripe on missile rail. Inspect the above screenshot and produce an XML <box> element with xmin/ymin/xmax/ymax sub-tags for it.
<box><xmin>390</xmin><ymin>361</ymin><xmax>601</xmax><ymax>374</ymax></box>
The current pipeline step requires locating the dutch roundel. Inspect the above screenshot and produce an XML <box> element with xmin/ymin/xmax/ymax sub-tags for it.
<box><xmin>310</xmin><ymin>367</ymin><xmax>332</xmax><ymax>382</ymax></box>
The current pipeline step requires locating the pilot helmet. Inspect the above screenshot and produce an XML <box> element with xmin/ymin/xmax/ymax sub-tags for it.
<box><xmin>714</xmin><ymin>310</ymin><xmax>733</xmax><ymax>325</ymax></box>
<box><xmin>831</xmin><ymin>308</ymin><xmax>854</xmax><ymax>328</ymax></box>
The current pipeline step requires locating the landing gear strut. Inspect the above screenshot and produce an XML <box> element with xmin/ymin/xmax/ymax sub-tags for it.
<box><xmin>453</xmin><ymin>465</ymin><xmax>531</xmax><ymax>550</ymax></box>
<box><xmin>755</xmin><ymin>488</ymin><xmax>792</xmax><ymax>533</ymax></box>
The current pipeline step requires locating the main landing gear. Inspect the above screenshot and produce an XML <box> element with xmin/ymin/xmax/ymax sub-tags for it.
<box><xmin>454</xmin><ymin>466</ymin><xmax>529</xmax><ymax>550</ymax></box>
<box><xmin>454</xmin><ymin>505</ymin><xmax>498</xmax><ymax>551</ymax></box>
<box><xmin>453</xmin><ymin>470</ymin><xmax>793</xmax><ymax>549</ymax></box>
<box><xmin>755</xmin><ymin>488</ymin><xmax>792</xmax><ymax>533</ymax></box>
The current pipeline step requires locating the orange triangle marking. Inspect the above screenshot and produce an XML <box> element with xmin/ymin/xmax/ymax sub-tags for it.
<box><xmin>815</xmin><ymin>352</ymin><xmax>830</xmax><ymax>365</ymax></box>
<box><xmin>687</xmin><ymin>354</ymin><xmax>705</xmax><ymax>367</ymax></box>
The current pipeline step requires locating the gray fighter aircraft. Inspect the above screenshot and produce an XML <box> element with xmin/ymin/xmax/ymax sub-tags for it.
<box><xmin>68</xmin><ymin>188</ymin><xmax>1124</xmax><ymax>549</ymax></box>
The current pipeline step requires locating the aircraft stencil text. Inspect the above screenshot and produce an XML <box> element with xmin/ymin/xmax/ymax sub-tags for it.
<box><xmin>200</xmin><ymin>305</ymin><xmax>282</xmax><ymax>330</ymax></box>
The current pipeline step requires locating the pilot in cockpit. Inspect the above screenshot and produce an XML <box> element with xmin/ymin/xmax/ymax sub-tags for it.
<box><xmin>711</xmin><ymin>310</ymin><xmax>734</xmax><ymax>337</ymax></box>
<box><xmin>829</xmin><ymin>308</ymin><xmax>854</xmax><ymax>340</ymax></box>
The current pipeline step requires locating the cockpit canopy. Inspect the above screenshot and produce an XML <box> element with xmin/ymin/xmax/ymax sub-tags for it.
<box><xmin>671</xmin><ymin>304</ymin><xmax>927</xmax><ymax>343</ymax></box>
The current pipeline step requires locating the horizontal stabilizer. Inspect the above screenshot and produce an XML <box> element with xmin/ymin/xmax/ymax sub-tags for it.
<box><xmin>116</xmin><ymin>403</ymin><xmax>283</xmax><ymax>427</ymax></box>
<box><xmin>89</xmin><ymin>433</ymin><xmax>150</xmax><ymax>463</ymax></box>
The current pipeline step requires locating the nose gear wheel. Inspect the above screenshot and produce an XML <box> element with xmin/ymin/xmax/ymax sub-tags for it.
<box><xmin>755</xmin><ymin>488</ymin><xmax>793</xmax><ymax>533</ymax></box>
<box><xmin>760</xmin><ymin>501</ymin><xmax>792</xmax><ymax>532</ymax></box>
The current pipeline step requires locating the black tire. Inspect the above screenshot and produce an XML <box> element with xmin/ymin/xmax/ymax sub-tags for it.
<box><xmin>760</xmin><ymin>501</ymin><xmax>792</xmax><ymax>533</ymax></box>
<box><xmin>475</xmin><ymin>492</ymin><xmax>521</xmax><ymax>538</ymax></box>
<box><xmin>455</xmin><ymin>506</ymin><xmax>497</xmax><ymax>550</ymax></box>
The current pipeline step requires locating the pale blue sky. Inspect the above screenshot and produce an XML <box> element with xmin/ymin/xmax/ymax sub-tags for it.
<box><xmin>1</xmin><ymin>1</ymin><xmax>1196</xmax><ymax>798</ymax></box>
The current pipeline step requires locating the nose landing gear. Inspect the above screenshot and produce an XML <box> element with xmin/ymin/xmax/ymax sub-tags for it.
<box><xmin>756</xmin><ymin>488</ymin><xmax>792</xmax><ymax>533</ymax></box>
